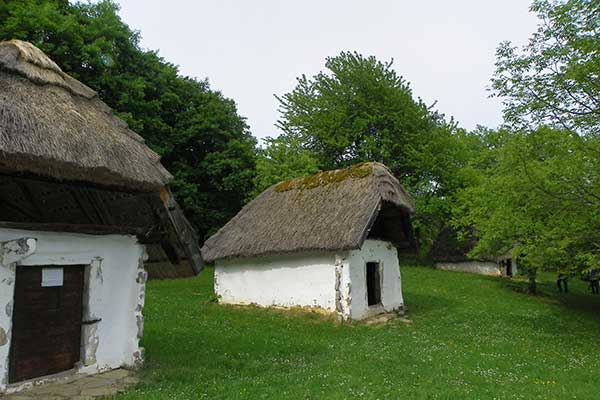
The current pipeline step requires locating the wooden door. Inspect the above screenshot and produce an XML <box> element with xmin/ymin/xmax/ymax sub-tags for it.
<box><xmin>9</xmin><ymin>265</ymin><xmax>85</xmax><ymax>383</ymax></box>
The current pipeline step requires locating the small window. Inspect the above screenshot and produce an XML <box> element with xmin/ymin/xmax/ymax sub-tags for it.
<box><xmin>366</xmin><ymin>262</ymin><xmax>381</xmax><ymax>306</ymax></box>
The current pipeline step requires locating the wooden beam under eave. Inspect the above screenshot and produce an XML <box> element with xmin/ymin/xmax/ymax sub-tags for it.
<box><xmin>15</xmin><ymin>180</ymin><xmax>48</xmax><ymax>222</ymax></box>
<box><xmin>159</xmin><ymin>187</ymin><xmax>204</xmax><ymax>275</ymax></box>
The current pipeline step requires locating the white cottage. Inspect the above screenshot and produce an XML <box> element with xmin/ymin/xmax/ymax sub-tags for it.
<box><xmin>0</xmin><ymin>40</ymin><xmax>202</xmax><ymax>393</ymax></box>
<box><xmin>430</xmin><ymin>227</ymin><xmax>518</xmax><ymax>277</ymax></box>
<box><xmin>202</xmin><ymin>162</ymin><xmax>416</xmax><ymax>320</ymax></box>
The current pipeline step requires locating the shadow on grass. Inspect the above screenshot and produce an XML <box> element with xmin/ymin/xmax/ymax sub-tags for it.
<box><xmin>499</xmin><ymin>274</ymin><xmax>600</xmax><ymax>321</ymax></box>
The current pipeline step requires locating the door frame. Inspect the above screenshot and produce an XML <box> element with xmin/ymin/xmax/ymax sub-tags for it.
<box><xmin>365</xmin><ymin>261</ymin><xmax>383</xmax><ymax>308</ymax></box>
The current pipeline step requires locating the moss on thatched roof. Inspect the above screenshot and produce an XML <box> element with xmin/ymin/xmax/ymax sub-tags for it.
<box><xmin>274</xmin><ymin>162</ymin><xmax>373</xmax><ymax>192</ymax></box>
<box><xmin>0</xmin><ymin>40</ymin><xmax>171</xmax><ymax>191</ymax></box>
<box><xmin>201</xmin><ymin>162</ymin><xmax>415</xmax><ymax>262</ymax></box>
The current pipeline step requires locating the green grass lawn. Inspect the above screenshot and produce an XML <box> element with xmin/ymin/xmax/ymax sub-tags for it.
<box><xmin>115</xmin><ymin>266</ymin><xmax>600</xmax><ymax>399</ymax></box>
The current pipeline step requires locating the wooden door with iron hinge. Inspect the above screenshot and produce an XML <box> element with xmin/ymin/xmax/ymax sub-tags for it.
<box><xmin>9</xmin><ymin>265</ymin><xmax>85</xmax><ymax>383</ymax></box>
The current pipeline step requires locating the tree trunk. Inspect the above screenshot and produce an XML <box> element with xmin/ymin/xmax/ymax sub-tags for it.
<box><xmin>527</xmin><ymin>269</ymin><xmax>537</xmax><ymax>294</ymax></box>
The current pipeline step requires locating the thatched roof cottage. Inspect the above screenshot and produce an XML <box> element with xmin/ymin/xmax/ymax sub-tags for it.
<box><xmin>202</xmin><ymin>162</ymin><xmax>416</xmax><ymax>320</ymax></box>
<box><xmin>0</xmin><ymin>40</ymin><xmax>202</xmax><ymax>392</ymax></box>
<box><xmin>430</xmin><ymin>227</ymin><xmax>517</xmax><ymax>277</ymax></box>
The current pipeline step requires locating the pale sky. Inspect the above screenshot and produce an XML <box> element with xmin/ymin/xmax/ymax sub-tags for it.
<box><xmin>117</xmin><ymin>1</ymin><xmax>539</xmax><ymax>141</ymax></box>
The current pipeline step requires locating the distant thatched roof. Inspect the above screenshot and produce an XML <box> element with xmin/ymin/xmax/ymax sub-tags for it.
<box><xmin>201</xmin><ymin>162</ymin><xmax>415</xmax><ymax>262</ymax></box>
<box><xmin>0</xmin><ymin>40</ymin><xmax>171</xmax><ymax>191</ymax></box>
<box><xmin>429</xmin><ymin>226</ymin><xmax>500</xmax><ymax>263</ymax></box>
<box><xmin>429</xmin><ymin>226</ymin><xmax>476</xmax><ymax>262</ymax></box>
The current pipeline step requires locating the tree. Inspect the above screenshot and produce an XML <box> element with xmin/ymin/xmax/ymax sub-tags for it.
<box><xmin>276</xmin><ymin>51</ymin><xmax>476</xmax><ymax>255</ymax></box>
<box><xmin>277</xmin><ymin>52</ymin><xmax>436</xmax><ymax>175</ymax></box>
<box><xmin>252</xmin><ymin>135</ymin><xmax>320</xmax><ymax>198</ymax></box>
<box><xmin>492</xmin><ymin>0</ymin><xmax>600</xmax><ymax>135</ymax></box>
<box><xmin>453</xmin><ymin>127</ymin><xmax>600</xmax><ymax>293</ymax></box>
<box><xmin>468</xmin><ymin>0</ymin><xmax>600</xmax><ymax>291</ymax></box>
<box><xmin>0</xmin><ymin>0</ymin><xmax>257</xmax><ymax>239</ymax></box>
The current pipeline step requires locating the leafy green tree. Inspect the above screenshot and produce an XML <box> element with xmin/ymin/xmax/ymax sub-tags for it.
<box><xmin>492</xmin><ymin>0</ymin><xmax>600</xmax><ymax>135</ymax></box>
<box><xmin>0</xmin><ymin>0</ymin><xmax>257</xmax><ymax>239</ymax></box>
<box><xmin>462</xmin><ymin>0</ymin><xmax>600</xmax><ymax>291</ymax></box>
<box><xmin>454</xmin><ymin>127</ymin><xmax>600</xmax><ymax>293</ymax></box>
<box><xmin>252</xmin><ymin>135</ymin><xmax>320</xmax><ymax>198</ymax></box>
<box><xmin>277</xmin><ymin>52</ymin><xmax>436</xmax><ymax>176</ymax></box>
<box><xmin>276</xmin><ymin>51</ymin><xmax>476</xmax><ymax>255</ymax></box>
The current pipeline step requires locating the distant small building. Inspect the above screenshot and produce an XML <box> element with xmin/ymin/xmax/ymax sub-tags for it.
<box><xmin>430</xmin><ymin>227</ymin><xmax>517</xmax><ymax>277</ymax></box>
<box><xmin>202</xmin><ymin>163</ymin><xmax>416</xmax><ymax>320</ymax></box>
<box><xmin>0</xmin><ymin>40</ymin><xmax>202</xmax><ymax>393</ymax></box>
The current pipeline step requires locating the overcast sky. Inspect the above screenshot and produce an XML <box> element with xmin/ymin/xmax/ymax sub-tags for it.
<box><xmin>117</xmin><ymin>1</ymin><xmax>539</xmax><ymax>141</ymax></box>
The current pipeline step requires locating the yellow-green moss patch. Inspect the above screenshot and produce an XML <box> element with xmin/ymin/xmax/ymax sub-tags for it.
<box><xmin>274</xmin><ymin>162</ymin><xmax>374</xmax><ymax>192</ymax></box>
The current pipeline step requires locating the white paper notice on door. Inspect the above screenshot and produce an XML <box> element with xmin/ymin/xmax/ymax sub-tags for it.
<box><xmin>42</xmin><ymin>267</ymin><xmax>64</xmax><ymax>287</ymax></box>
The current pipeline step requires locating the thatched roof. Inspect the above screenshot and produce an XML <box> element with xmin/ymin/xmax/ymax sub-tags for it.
<box><xmin>429</xmin><ymin>226</ymin><xmax>476</xmax><ymax>262</ymax></box>
<box><xmin>429</xmin><ymin>226</ymin><xmax>499</xmax><ymax>263</ymax></box>
<box><xmin>0</xmin><ymin>40</ymin><xmax>171</xmax><ymax>191</ymax></box>
<box><xmin>0</xmin><ymin>40</ymin><xmax>203</xmax><ymax>275</ymax></box>
<box><xmin>201</xmin><ymin>162</ymin><xmax>415</xmax><ymax>262</ymax></box>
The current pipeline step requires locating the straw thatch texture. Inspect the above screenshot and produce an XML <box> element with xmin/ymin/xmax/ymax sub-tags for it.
<box><xmin>201</xmin><ymin>162</ymin><xmax>415</xmax><ymax>262</ymax></box>
<box><xmin>429</xmin><ymin>226</ymin><xmax>499</xmax><ymax>263</ymax></box>
<box><xmin>0</xmin><ymin>40</ymin><xmax>171</xmax><ymax>191</ymax></box>
<box><xmin>429</xmin><ymin>226</ymin><xmax>476</xmax><ymax>262</ymax></box>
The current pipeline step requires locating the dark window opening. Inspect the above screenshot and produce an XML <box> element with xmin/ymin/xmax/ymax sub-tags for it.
<box><xmin>506</xmin><ymin>259</ymin><xmax>513</xmax><ymax>277</ymax></box>
<box><xmin>366</xmin><ymin>262</ymin><xmax>382</xmax><ymax>306</ymax></box>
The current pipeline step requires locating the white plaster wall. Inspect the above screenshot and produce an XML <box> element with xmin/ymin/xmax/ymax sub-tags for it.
<box><xmin>435</xmin><ymin>261</ymin><xmax>501</xmax><ymax>276</ymax></box>
<box><xmin>215</xmin><ymin>240</ymin><xmax>404</xmax><ymax>321</ymax></box>
<box><xmin>215</xmin><ymin>252</ymin><xmax>338</xmax><ymax>310</ymax></box>
<box><xmin>346</xmin><ymin>239</ymin><xmax>403</xmax><ymax>320</ymax></box>
<box><xmin>0</xmin><ymin>228</ymin><xmax>144</xmax><ymax>391</ymax></box>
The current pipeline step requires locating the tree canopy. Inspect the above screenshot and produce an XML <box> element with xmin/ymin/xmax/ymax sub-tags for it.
<box><xmin>252</xmin><ymin>134</ymin><xmax>320</xmax><ymax>198</ymax></box>
<box><xmin>0</xmin><ymin>0</ymin><xmax>257</xmax><ymax>239</ymax></box>
<box><xmin>454</xmin><ymin>0</ymin><xmax>600</xmax><ymax>292</ymax></box>
<box><xmin>453</xmin><ymin>127</ymin><xmax>600</xmax><ymax>291</ymax></box>
<box><xmin>492</xmin><ymin>0</ymin><xmax>600</xmax><ymax>135</ymax></box>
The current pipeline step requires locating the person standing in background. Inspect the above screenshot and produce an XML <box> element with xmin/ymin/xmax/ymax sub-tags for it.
<box><xmin>589</xmin><ymin>269</ymin><xmax>600</xmax><ymax>295</ymax></box>
<box><xmin>557</xmin><ymin>267</ymin><xmax>569</xmax><ymax>293</ymax></box>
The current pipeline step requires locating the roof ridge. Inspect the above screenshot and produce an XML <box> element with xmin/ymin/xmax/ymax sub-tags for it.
<box><xmin>0</xmin><ymin>40</ymin><xmax>96</xmax><ymax>99</ymax></box>
<box><xmin>3</xmin><ymin>39</ymin><xmax>63</xmax><ymax>72</ymax></box>
<box><xmin>274</xmin><ymin>162</ymin><xmax>378</xmax><ymax>192</ymax></box>
<box><xmin>0</xmin><ymin>40</ymin><xmax>172</xmax><ymax>191</ymax></box>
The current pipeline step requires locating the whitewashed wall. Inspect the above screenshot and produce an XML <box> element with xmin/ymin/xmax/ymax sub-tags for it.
<box><xmin>215</xmin><ymin>252</ymin><xmax>338</xmax><ymax>310</ymax></box>
<box><xmin>435</xmin><ymin>261</ymin><xmax>501</xmax><ymax>276</ymax></box>
<box><xmin>346</xmin><ymin>239</ymin><xmax>403</xmax><ymax>320</ymax></box>
<box><xmin>214</xmin><ymin>239</ymin><xmax>404</xmax><ymax>321</ymax></box>
<box><xmin>0</xmin><ymin>228</ymin><xmax>146</xmax><ymax>392</ymax></box>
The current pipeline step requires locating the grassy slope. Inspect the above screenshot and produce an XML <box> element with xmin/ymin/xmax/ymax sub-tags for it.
<box><xmin>116</xmin><ymin>266</ymin><xmax>600</xmax><ymax>399</ymax></box>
